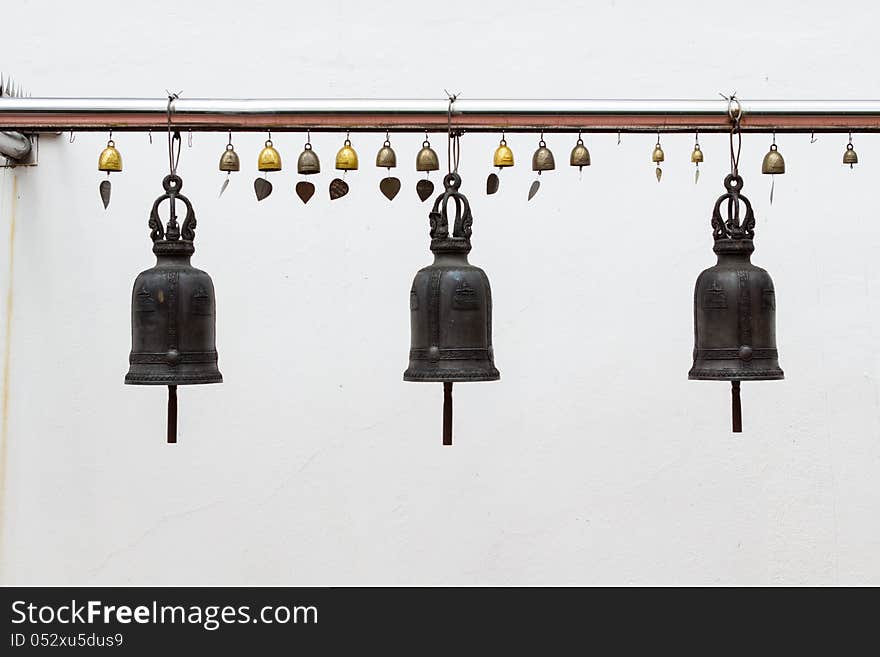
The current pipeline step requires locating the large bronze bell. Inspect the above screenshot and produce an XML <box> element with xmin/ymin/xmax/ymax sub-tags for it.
<box><xmin>126</xmin><ymin>174</ymin><xmax>222</xmax><ymax>443</ymax></box>
<box><xmin>689</xmin><ymin>174</ymin><xmax>783</xmax><ymax>432</ymax></box>
<box><xmin>404</xmin><ymin>172</ymin><xmax>499</xmax><ymax>445</ymax></box>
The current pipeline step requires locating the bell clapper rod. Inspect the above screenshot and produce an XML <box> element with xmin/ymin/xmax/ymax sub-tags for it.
<box><xmin>731</xmin><ymin>381</ymin><xmax>742</xmax><ymax>434</ymax></box>
<box><xmin>167</xmin><ymin>385</ymin><xmax>178</xmax><ymax>444</ymax></box>
<box><xmin>443</xmin><ymin>382</ymin><xmax>453</xmax><ymax>446</ymax></box>
<box><xmin>5</xmin><ymin>98</ymin><xmax>880</xmax><ymax>133</ymax></box>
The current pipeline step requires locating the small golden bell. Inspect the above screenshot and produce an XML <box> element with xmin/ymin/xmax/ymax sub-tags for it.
<box><xmin>843</xmin><ymin>142</ymin><xmax>858</xmax><ymax>167</ymax></box>
<box><xmin>376</xmin><ymin>140</ymin><xmax>397</xmax><ymax>168</ymax></box>
<box><xmin>651</xmin><ymin>142</ymin><xmax>665</xmax><ymax>164</ymax></box>
<box><xmin>416</xmin><ymin>140</ymin><xmax>440</xmax><ymax>172</ymax></box>
<box><xmin>569</xmin><ymin>138</ymin><xmax>591</xmax><ymax>169</ymax></box>
<box><xmin>532</xmin><ymin>140</ymin><xmax>555</xmax><ymax>172</ymax></box>
<box><xmin>493</xmin><ymin>139</ymin><xmax>514</xmax><ymax>168</ymax></box>
<box><xmin>258</xmin><ymin>140</ymin><xmax>282</xmax><ymax>172</ymax></box>
<box><xmin>335</xmin><ymin>139</ymin><xmax>359</xmax><ymax>170</ymax></box>
<box><xmin>219</xmin><ymin>143</ymin><xmax>240</xmax><ymax>172</ymax></box>
<box><xmin>98</xmin><ymin>139</ymin><xmax>122</xmax><ymax>172</ymax></box>
<box><xmin>690</xmin><ymin>144</ymin><xmax>704</xmax><ymax>164</ymax></box>
<box><xmin>761</xmin><ymin>143</ymin><xmax>785</xmax><ymax>175</ymax></box>
<box><xmin>297</xmin><ymin>143</ymin><xmax>320</xmax><ymax>175</ymax></box>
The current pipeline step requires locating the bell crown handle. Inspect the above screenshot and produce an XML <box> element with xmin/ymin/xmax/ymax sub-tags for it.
<box><xmin>429</xmin><ymin>173</ymin><xmax>474</xmax><ymax>241</ymax></box>
<box><xmin>148</xmin><ymin>174</ymin><xmax>197</xmax><ymax>243</ymax></box>
<box><xmin>711</xmin><ymin>174</ymin><xmax>756</xmax><ymax>241</ymax></box>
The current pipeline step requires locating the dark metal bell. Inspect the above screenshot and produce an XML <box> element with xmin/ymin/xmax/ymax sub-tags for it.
<box><xmin>404</xmin><ymin>172</ymin><xmax>499</xmax><ymax>445</ymax></box>
<box><xmin>126</xmin><ymin>174</ymin><xmax>222</xmax><ymax>443</ymax></box>
<box><xmin>689</xmin><ymin>174</ymin><xmax>783</xmax><ymax>433</ymax></box>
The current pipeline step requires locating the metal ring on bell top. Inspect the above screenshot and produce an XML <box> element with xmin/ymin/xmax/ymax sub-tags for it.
<box><xmin>423</xmin><ymin>140</ymin><xmax>431</xmax><ymax>148</ymax></box>
<box><xmin>265</xmin><ymin>140</ymin><xmax>273</xmax><ymax>147</ymax></box>
<box><xmin>304</xmin><ymin>142</ymin><xmax>312</xmax><ymax>150</ymax></box>
<box><xmin>344</xmin><ymin>139</ymin><xmax>351</xmax><ymax>146</ymax></box>
<box><xmin>225</xmin><ymin>144</ymin><xmax>234</xmax><ymax>151</ymax></box>
<box><xmin>539</xmin><ymin>140</ymin><xmax>546</xmax><ymax>147</ymax></box>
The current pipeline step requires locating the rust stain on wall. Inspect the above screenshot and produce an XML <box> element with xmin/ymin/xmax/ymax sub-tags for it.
<box><xmin>0</xmin><ymin>174</ymin><xmax>18</xmax><ymax>575</ymax></box>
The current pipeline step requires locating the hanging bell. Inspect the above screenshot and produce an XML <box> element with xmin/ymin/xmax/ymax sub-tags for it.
<box><xmin>531</xmin><ymin>139</ymin><xmax>555</xmax><ymax>173</ymax></box>
<box><xmin>219</xmin><ymin>143</ymin><xmax>240</xmax><ymax>172</ymax></box>
<box><xmin>257</xmin><ymin>140</ymin><xmax>282</xmax><ymax>172</ymax></box>
<box><xmin>689</xmin><ymin>174</ymin><xmax>783</xmax><ymax>433</ymax></box>
<box><xmin>493</xmin><ymin>138</ymin><xmax>514</xmax><ymax>168</ymax></box>
<box><xmin>691</xmin><ymin>143</ymin><xmax>704</xmax><ymax>164</ymax></box>
<box><xmin>98</xmin><ymin>139</ymin><xmax>123</xmax><ymax>172</ymax></box>
<box><xmin>335</xmin><ymin>138</ymin><xmax>359</xmax><ymax>170</ymax></box>
<box><xmin>416</xmin><ymin>140</ymin><xmax>440</xmax><ymax>172</ymax></box>
<box><xmin>569</xmin><ymin>137</ymin><xmax>591</xmax><ymax>170</ymax></box>
<box><xmin>404</xmin><ymin>172</ymin><xmax>500</xmax><ymax>446</ymax></box>
<box><xmin>297</xmin><ymin>142</ymin><xmax>321</xmax><ymax>175</ymax></box>
<box><xmin>126</xmin><ymin>174</ymin><xmax>222</xmax><ymax>444</ymax></box>
<box><xmin>651</xmin><ymin>142</ymin><xmax>665</xmax><ymax>164</ymax></box>
<box><xmin>843</xmin><ymin>142</ymin><xmax>858</xmax><ymax>167</ymax></box>
<box><xmin>376</xmin><ymin>140</ymin><xmax>398</xmax><ymax>168</ymax></box>
<box><xmin>761</xmin><ymin>143</ymin><xmax>785</xmax><ymax>175</ymax></box>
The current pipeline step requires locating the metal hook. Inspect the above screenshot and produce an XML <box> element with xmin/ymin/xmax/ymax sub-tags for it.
<box><xmin>810</xmin><ymin>131</ymin><xmax>817</xmax><ymax>144</ymax></box>
<box><xmin>187</xmin><ymin>129</ymin><xmax>193</xmax><ymax>148</ymax></box>
<box><xmin>68</xmin><ymin>131</ymin><xmax>75</xmax><ymax>143</ymax></box>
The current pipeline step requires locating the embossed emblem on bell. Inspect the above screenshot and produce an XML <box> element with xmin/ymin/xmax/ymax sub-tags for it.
<box><xmin>689</xmin><ymin>173</ymin><xmax>783</xmax><ymax>432</ymax></box>
<box><xmin>219</xmin><ymin>143</ymin><xmax>240</xmax><ymax>172</ymax></box>
<box><xmin>297</xmin><ymin>142</ymin><xmax>321</xmax><ymax>175</ymax></box>
<box><xmin>98</xmin><ymin>139</ymin><xmax>123</xmax><ymax>172</ymax></box>
<box><xmin>761</xmin><ymin>143</ymin><xmax>784</xmax><ymax>175</ymax></box>
<box><xmin>416</xmin><ymin>140</ymin><xmax>440</xmax><ymax>172</ymax></box>
<box><xmin>126</xmin><ymin>174</ymin><xmax>222</xmax><ymax>443</ymax></box>
<box><xmin>257</xmin><ymin>140</ymin><xmax>282</xmax><ymax>172</ymax></box>
<box><xmin>531</xmin><ymin>140</ymin><xmax>555</xmax><ymax>172</ymax></box>
<box><xmin>569</xmin><ymin>137</ymin><xmax>591</xmax><ymax>170</ymax></box>
<box><xmin>404</xmin><ymin>172</ymin><xmax>499</xmax><ymax>445</ymax></box>
<box><xmin>335</xmin><ymin>138</ymin><xmax>359</xmax><ymax>170</ymax></box>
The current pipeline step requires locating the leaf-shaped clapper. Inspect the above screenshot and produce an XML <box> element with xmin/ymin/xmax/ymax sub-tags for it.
<box><xmin>380</xmin><ymin>176</ymin><xmax>401</xmax><ymax>201</ymax></box>
<box><xmin>254</xmin><ymin>177</ymin><xmax>273</xmax><ymax>201</ymax></box>
<box><xmin>527</xmin><ymin>179</ymin><xmax>540</xmax><ymax>201</ymax></box>
<box><xmin>416</xmin><ymin>179</ymin><xmax>434</xmax><ymax>202</ymax></box>
<box><xmin>99</xmin><ymin>179</ymin><xmax>112</xmax><ymax>209</ymax></box>
<box><xmin>329</xmin><ymin>178</ymin><xmax>349</xmax><ymax>200</ymax></box>
<box><xmin>296</xmin><ymin>181</ymin><xmax>315</xmax><ymax>204</ymax></box>
<box><xmin>486</xmin><ymin>173</ymin><xmax>500</xmax><ymax>195</ymax></box>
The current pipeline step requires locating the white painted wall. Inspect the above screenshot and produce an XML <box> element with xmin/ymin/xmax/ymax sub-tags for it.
<box><xmin>1</xmin><ymin>0</ymin><xmax>879</xmax><ymax>585</ymax></box>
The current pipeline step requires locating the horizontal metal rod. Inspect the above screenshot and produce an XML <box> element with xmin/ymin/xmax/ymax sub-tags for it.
<box><xmin>0</xmin><ymin>130</ymin><xmax>32</xmax><ymax>160</ymax></box>
<box><xmin>3</xmin><ymin>98</ymin><xmax>880</xmax><ymax>133</ymax></box>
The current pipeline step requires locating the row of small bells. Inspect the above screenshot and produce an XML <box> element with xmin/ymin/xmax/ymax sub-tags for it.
<box><xmin>99</xmin><ymin>133</ymin><xmax>860</xmax><ymax>208</ymax></box>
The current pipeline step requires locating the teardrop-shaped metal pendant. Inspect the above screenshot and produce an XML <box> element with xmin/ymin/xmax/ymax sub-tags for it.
<box><xmin>380</xmin><ymin>176</ymin><xmax>401</xmax><ymax>201</ymax></box>
<box><xmin>486</xmin><ymin>173</ymin><xmax>500</xmax><ymax>195</ymax></box>
<box><xmin>295</xmin><ymin>181</ymin><xmax>315</xmax><ymax>204</ymax></box>
<box><xmin>527</xmin><ymin>179</ymin><xmax>540</xmax><ymax>200</ymax></box>
<box><xmin>99</xmin><ymin>179</ymin><xmax>112</xmax><ymax>209</ymax></box>
<box><xmin>218</xmin><ymin>176</ymin><xmax>230</xmax><ymax>198</ymax></box>
<box><xmin>655</xmin><ymin>167</ymin><xmax>662</xmax><ymax>182</ymax></box>
<box><xmin>416</xmin><ymin>178</ymin><xmax>434</xmax><ymax>202</ymax></box>
<box><xmin>694</xmin><ymin>168</ymin><xmax>700</xmax><ymax>185</ymax></box>
<box><xmin>254</xmin><ymin>177</ymin><xmax>273</xmax><ymax>201</ymax></box>
<box><xmin>329</xmin><ymin>178</ymin><xmax>349</xmax><ymax>200</ymax></box>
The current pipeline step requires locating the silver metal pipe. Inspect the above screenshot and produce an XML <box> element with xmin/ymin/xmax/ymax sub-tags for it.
<box><xmin>0</xmin><ymin>130</ymin><xmax>32</xmax><ymax>160</ymax></box>
<box><xmin>2</xmin><ymin>97</ymin><xmax>880</xmax><ymax>132</ymax></box>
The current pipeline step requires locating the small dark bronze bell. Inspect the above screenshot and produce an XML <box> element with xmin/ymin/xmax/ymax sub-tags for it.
<box><xmin>569</xmin><ymin>137</ymin><xmax>591</xmax><ymax>170</ymax></box>
<box><xmin>416</xmin><ymin>140</ymin><xmax>440</xmax><ymax>172</ymax></box>
<box><xmin>843</xmin><ymin>141</ymin><xmax>858</xmax><ymax>167</ymax></box>
<box><xmin>297</xmin><ymin>142</ymin><xmax>321</xmax><ymax>175</ymax></box>
<box><xmin>126</xmin><ymin>174</ymin><xmax>222</xmax><ymax>443</ymax></box>
<box><xmin>761</xmin><ymin>143</ymin><xmax>784</xmax><ymax>175</ymax></box>
<box><xmin>531</xmin><ymin>140</ymin><xmax>555</xmax><ymax>173</ymax></box>
<box><xmin>376</xmin><ymin>140</ymin><xmax>397</xmax><ymax>168</ymax></box>
<box><xmin>219</xmin><ymin>143</ymin><xmax>240</xmax><ymax>172</ymax></box>
<box><xmin>689</xmin><ymin>174</ymin><xmax>783</xmax><ymax>432</ymax></box>
<box><xmin>404</xmin><ymin>172</ymin><xmax>499</xmax><ymax>445</ymax></box>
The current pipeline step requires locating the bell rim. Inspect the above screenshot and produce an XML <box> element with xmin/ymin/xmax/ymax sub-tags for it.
<box><xmin>403</xmin><ymin>370</ymin><xmax>500</xmax><ymax>383</ymax></box>
<box><xmin>124</xmin><ymin>374</ymin><xmax>223</xmax><ymax>385</ymax></box>
<box><xmin>688</xmin><ymin>370</ymin><xmax>783</xmax><ymax>381</ymax></box>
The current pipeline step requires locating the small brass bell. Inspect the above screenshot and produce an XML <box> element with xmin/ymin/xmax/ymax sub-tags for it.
<box><xmin>761</xmin><ymin>143</ymin><xmax>785</xmax><ymax>175</ymax></box>
<box><xmin>416</xmin><ymin>140</ymin><xmax>440</xmax><ymax>172</ymax></box>
<box><xmin>297</xmin><ymin>142</ymin><xmax>321</xmax><ymax>175</ymax></box>
<box><xmin>569</xmin><ymin>137</ymin><xmax>591</xmax><ymax>170</ymax></box>
<box><xmin>843</xmin><ymin>141</ymin><xmax>858</xmax><ymax>168</ymax></box>
<box><xmin>493</xmin><ymin>138</ymin><xmax>514</xmax><ymax>168</ymax></box>
<box><xmin>376</xmin><ymin>140</ymin><xmax>397</xmax><ymax>169</ymax></box>
<box><xmin>335</xmin><ymin>138</ymin><xmax>359</xmax><ymax>170</ymax></box>
<box><xmin>98</xmin><ymin>139</ymin><xmax>123</xmax><ymax>172</ymax></box>
<box><xmin>691</xmin><ymin>143</ymin><xmax>704</xmax><ymax>165</ymax></box>
<box><xmin>219</xmin><ymin>144</ymin><xmax>240</xmax><ymax>172</ymax></box>
<box><xmin>651</xmin><ymin>142</ymin><xmax>665</xmax><ymax>164</ymax></box>
<box><xmin>531</xmin><ymin>139</ymin><xmax>555</xmax><ymax>173</ymax></box>
<box><xmin>257</xmin><ymin>140</ymin><xmax>282</xmax><ymax>172</ymax></box>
